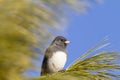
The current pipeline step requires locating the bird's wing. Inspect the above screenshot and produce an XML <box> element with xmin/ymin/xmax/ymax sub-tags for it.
<box><xmin>41</xmin><ymin>47</ymin><xmax>52</xmax><ymax>75</ymax></box>
<box><xmin>41</xmin><ymin>55</ymin><xmax>48</xmax><ymax>75</ymax></box>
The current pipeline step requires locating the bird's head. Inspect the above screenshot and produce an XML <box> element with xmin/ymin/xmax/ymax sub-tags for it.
<box><xmin>52</xmin><ymin>36</ymin><xmax>70</xmax><ymax>48</ymax></box>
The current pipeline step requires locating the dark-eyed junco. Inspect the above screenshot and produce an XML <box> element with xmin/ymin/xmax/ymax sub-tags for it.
<box><xmin>41</xmin><ymin>36</ymin><xmax>70</xmax><ymax>75</ymax></box>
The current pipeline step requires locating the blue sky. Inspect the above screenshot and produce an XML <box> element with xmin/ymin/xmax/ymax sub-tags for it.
<box><xmin>28</xmin><ymin>0</ymin><xmax>120</xmax><ymax>77</ymax></box>
<box><xmin>65</xmin><ymin>0</ymin><xmax>120</xmax><ymax>68</ymax></box>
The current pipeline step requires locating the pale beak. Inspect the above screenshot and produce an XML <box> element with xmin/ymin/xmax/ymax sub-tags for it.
<box><xmin>65</xmin><ymin>40</ymin><xmax>70</xmax><ymax>44</ymax></box>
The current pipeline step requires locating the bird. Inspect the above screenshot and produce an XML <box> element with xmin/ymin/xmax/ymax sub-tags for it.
<box><xmin>41</xmin><ymin>36</ymin><xmax>70</xmax><ymax>75</ymax></box>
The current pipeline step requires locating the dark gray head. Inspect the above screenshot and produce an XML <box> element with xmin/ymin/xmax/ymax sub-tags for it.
<box><xmin>51</xmin><ymin>36</ymin><xmax>70</xmax><ymax>48</ymax></box>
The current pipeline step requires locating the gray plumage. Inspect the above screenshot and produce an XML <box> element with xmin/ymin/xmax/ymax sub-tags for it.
<box><xmin>41</xmin><ymin>36</ymin><xmax>69</xmax><ymax>75</ymax></box>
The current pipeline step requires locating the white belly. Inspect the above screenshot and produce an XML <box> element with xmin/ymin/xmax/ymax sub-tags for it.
<box><xmin>48</xmin><ymin>51</ymin><xmax>67</xmax><ymax>73</ymax></box>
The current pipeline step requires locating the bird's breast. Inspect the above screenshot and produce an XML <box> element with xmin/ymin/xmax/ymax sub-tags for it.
<box><xmin>48</xmin><ymin>51</ymin><xmax>67</xmax><ymax>73</ymax></box>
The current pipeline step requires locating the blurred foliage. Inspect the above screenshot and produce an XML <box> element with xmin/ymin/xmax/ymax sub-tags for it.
<box><xmin>2</xmin><ymin>0</ymin><xmax>118</xmax><ymax>80</ymax></box>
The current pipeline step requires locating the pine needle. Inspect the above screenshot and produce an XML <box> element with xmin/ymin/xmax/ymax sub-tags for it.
<box><xmin>38</xmin><ymin>37</ymin><xmax>120</xmax><ymax>80</ymax></box>
<box><xmin>67</xmin><ymin>36</ymin><xmax>110</xmax><ymax>69</ymax></box>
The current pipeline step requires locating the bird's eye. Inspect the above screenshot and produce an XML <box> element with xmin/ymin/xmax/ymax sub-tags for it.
<box><xmin>60</xmin><ymin>39</ymin><xmax>64</xmax><ymax>42</ymax></box>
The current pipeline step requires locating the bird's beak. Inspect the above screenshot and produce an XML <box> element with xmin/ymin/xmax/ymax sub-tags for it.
<box><xmin>65</xmin><ymin>40</ymin><xmax>70</xmax><ymax>44</ymax></box>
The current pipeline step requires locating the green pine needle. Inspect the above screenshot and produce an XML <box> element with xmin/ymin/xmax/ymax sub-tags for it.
<box><xmin>38</xmin><ymin>37</ymin><xmax>120</xmax><ymax>80</ymax></box>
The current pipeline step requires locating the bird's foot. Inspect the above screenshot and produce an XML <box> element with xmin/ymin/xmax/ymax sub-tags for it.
<box><xmin>58</xmin><ymin>69</ymin><xmax>66</xmax><ymax>72</ymax></box>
